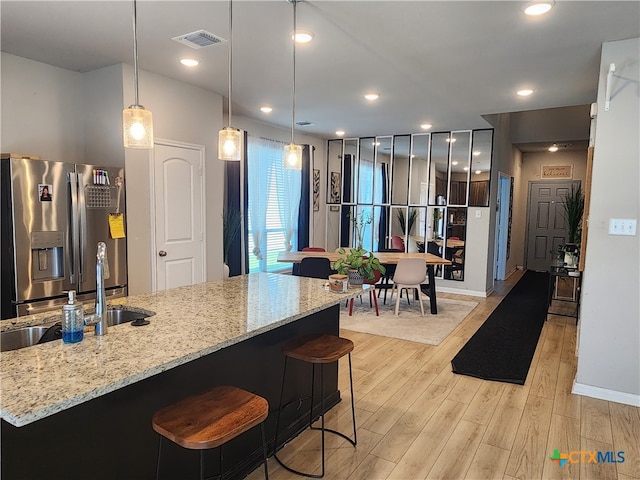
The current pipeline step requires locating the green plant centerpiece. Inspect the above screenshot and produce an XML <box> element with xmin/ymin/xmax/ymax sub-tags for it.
<box><xmin>333</xmin><ymin>247</ymin><xmax>386</xmax><ymax>284</ymax></box>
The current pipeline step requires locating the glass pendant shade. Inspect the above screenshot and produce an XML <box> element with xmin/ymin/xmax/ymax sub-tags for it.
<box><xmin>123</xmin><ymin>105</ymin><xmax>153</xmax><ymax>149</ymax></box>
<box><xmin>284</xmin><ymin>143</ymin><xmax>303</xmax><ymax>170</ymax></box>
<box><xmin>218</xmin><ymin>127</ymin><xmax>242</xmax><ymax>161</ymax></box>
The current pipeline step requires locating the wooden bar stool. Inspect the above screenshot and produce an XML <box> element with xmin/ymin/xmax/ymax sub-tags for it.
<box><xmin>273</xmin><ymin>333</ymin><xmax>356</xmax><ymax>478</ymax></box>
<box><xmin>152</xmin><ymin>385</ymin><xmax>269</xmax><ymax>480</ymax></box>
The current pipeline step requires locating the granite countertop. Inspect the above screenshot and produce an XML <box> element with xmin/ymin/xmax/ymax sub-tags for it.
<box><xmin>0</xmin><ymin>273</ymin><xmax>368</xmax><ymax>427</ymax></box>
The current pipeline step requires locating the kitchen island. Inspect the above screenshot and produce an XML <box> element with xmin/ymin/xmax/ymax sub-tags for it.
<box><xmin>1</xmin><ymin>273</ymin><xmax>368</xmax><ymax>479</ymax></box>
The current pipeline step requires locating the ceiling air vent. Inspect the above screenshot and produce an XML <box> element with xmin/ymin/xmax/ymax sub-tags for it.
<box><xmin>172</xmin><ymin>30</ymin><xmax>225</xmax><ymax>49</ymax></box>
<box><xmin>296</xmin><ymin>121</ymin><xmax>314</xmax><ymax>127</ymax></box>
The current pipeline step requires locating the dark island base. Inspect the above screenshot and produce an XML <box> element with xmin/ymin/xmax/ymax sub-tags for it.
<box><xmin>1</xmin><ymin>305</ymin><xmax>342</xmax><ymax>479</ymax></box>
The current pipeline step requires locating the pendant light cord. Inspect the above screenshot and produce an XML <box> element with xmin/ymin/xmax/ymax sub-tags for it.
<box><xmin>291</xmin><ymin>0</ymin><xmax>297</xmax><ymax>145</ymax></box>
<box><xmin>228</xmin><ymin>0</ymin><xmax>233</xmax><ymax>128</ymax></box>
<box><xmin>132</xmin><ymin>0</ymin><xmax>140</xmax><ymax>106</ymax></box>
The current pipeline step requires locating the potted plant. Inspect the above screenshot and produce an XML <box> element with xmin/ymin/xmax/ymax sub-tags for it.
<box><xmin>396</xmin><ymin>208</ymin><xmax>418</xmax><ymax>236</ymax></box>
<box><xmin>222</xmin><ymin>207</ymin><xmax>242</xmax><ymax>274</ymax></box>
<box><xmin>333</xmin><ymin>246</ymin><xmax>386</xmax><ymax>285</ymax></box>
<box><xmin>561</xmin><ymin>184</ymin><xmax>584</xmax><ymax>267</ymax></box>
<box><xmin>348</xmin><ymin>211</ymin><xmax>372</xmax><ymax>249</ymax></box>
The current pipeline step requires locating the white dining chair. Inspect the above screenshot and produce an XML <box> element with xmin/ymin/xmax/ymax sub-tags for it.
<box><xmin>391</xmin><ymin>258</ymin><xmax>427</xmax><ymax>316</ymax></box>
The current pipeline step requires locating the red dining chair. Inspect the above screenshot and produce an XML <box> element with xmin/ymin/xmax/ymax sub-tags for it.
<box><xmin>302</xmin><ymin>247</ymin><xmax>326</xmax><ymax>252</ymax></box>
<box><xmin>391</xmin><ymin>235</ymin><xmax>405</xmax><ymax>252</ymax></box>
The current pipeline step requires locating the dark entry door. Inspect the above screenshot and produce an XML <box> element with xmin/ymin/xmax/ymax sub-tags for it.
<box><xmin>526</xmin><ymin>181</ymin><xmax>580</xmax><ymax>271</ymax></box>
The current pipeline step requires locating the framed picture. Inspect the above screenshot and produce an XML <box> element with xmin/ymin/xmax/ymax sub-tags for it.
<box><xmin>330</xmin><ymin>171</ymin><xmax>341</xmax><ymax>203</ymax></box>
<box><xmin>313</xmin><ymin>169</ymin><xmax>320</xmax><ymax>211</ymax></box>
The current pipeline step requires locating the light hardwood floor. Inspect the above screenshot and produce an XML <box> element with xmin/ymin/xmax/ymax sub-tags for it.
<box><xmin>248</xmin><ymin>271</ymin><xmax>640</xmax><ymax>480</ymax></box>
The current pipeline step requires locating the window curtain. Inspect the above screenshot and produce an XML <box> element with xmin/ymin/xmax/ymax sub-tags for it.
<box><xmin>297</xmin><ymin>145</ymin><xmax>312</xmax><ymax>250</ymax></box>
<box><xmin>340</xmin><ymin>154</ymin><xmax>352</xmax><ymax>247</ymax></box>
<box><xmin>377</xmin><ymin>163</ymin><xmax>389</xmax><ymax>251</ymax></box>
<box><xmin>225</xmin><ymin>131</ymin><xmax>249</xmax><ymax>276</ymax></box>
<box><xmin>275</xmin><ymin>152</ymin><xmax>302</xmax><ymax>253</ymax></box>
<box><xmin>247</xmin><ymin>136</ymin><xmax>278</xmax><ymax>262</ymax></box>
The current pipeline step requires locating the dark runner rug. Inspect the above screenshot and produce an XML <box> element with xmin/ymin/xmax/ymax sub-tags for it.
<box><xmin>451</xmin><ymin>270</ymin><xmax>549</xmax><ymax>385</ymax></box>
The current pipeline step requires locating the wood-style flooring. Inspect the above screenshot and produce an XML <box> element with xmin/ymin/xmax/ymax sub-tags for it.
<box><xmin>248</xmin><ymin>271</ymin><xmax>640</xmax><ymax>480</ymax></box>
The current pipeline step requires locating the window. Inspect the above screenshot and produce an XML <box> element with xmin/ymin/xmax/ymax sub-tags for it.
<box><xmin>246</xmin><ymin>136</ymin><xmax>301</xmax><ymax>272</ymax></box>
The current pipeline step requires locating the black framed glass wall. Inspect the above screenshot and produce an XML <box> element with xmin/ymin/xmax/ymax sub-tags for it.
<box><xmin>325</xmin><ymin>129</ymin><xmax>493</xmax><ymax>280</ymax></box>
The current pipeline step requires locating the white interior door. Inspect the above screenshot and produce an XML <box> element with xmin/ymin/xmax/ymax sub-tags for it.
<box><xmin>153</xmin><ymin>142</ymin><xmax>205</xmax><ymax>291</ymax></box>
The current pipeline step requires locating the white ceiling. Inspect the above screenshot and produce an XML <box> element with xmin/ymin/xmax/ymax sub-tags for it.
<box><xmin>2</xmin><ymin>1</ymin><xmax>639</xmax><ymax>145</ymax></box>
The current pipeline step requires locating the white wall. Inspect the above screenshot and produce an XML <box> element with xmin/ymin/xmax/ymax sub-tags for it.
<box><xmin>574</xmin><ymin>37</ymin><xmax>640</xmax><ymax>406</ymax></box>
<box><xmin>1</xmin><ymin>54</ymin><xmax>226</xmax><ymax>296</ymax></box>
<box><xmin>121</xmin><ymin>64</ymin><xmax>224</xmax><ymax>294</ymax></box>
<box><xmin>1</xmin><ymin>53</ymin><xmax>85</xmax><ymax>162</ymax></box>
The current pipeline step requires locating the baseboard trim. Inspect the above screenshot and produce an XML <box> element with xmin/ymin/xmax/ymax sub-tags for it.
<box><xmin>436</xmin><ymin>286</ymin><xmax>489</xmax><ymax>297</ymax></box>
<box><xmin>572</xmin><ymin>381</ymin><xmax>640</xmax><ymax>407</ymax></box>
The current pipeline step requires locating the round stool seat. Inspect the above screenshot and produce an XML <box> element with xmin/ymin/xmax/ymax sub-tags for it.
<box><xmin>152</xmin><ymin>385</ymin><xmax>268</xmax><ymax>450</ymax></box>
<box><xmin>282</xmin><ymin>333</ymin><xmax>354</xmax><ymax>364</ymax></box>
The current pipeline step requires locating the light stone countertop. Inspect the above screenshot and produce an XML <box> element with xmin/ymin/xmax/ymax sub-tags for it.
<box><xmin>0</xmin><ymin>273</ymin><xmax>369</xmax><ymax>427</ymax></box>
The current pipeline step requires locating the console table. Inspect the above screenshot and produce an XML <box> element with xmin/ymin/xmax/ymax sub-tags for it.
<box><xmin>546</xmin><ymin>265</ymin><xmax>581</xmax><ymax>323</ymax></box>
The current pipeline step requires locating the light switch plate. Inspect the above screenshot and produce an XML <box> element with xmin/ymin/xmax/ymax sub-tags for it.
<box><xmin>609</xmin><ymin>218</ymin><xmax>637</xmax><ymax>236</ymax></box>
<box><xmin>475</xmin><ymin>210</ymin><xmax>482</xmax><ymax>219</ymax></box>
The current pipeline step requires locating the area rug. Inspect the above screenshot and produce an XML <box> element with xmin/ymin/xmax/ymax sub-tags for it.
<box><xmin>341</xmin><ymin>294</ymin><xmax>478</xmax><ymax>346</ymax></box>
<box><xmin>451</xmin><ymin>270</ymin><xmax>549</xmax><ymax>385</ymax></box>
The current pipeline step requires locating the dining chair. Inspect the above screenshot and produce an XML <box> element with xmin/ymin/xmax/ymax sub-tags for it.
<box><xmin>293</xmin><ymin>247</ymin><xmax>326</xmax><ymax>275</ymax></box>
<box><xmin>296</xmin><ymin>257</ymin><xmax>334</xmax><ymax>280</ymax></box>
<box><xmin>376</xmin><ymin>248</ymin><xmax>402</xmax><ymax>305</ymax></box>
<box><xmin>390</xmin><ymin>258</ymin><xmax>427</xmax><ymax>316</ymax></box>
<box><xmin>391</xmin><ymin>235</ymin><xmax>405</xmax><ymax>252</ymax></box>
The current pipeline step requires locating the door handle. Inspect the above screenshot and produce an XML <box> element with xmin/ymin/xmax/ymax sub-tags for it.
<box><xmin>158</xmin><ymin>250</ymin><xmax>167</xmax><ymax>257</ymax></box>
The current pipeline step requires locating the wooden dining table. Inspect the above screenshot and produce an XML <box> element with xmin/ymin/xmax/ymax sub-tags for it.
<box><xmin>277</xmin><ymin>251</ymin><xmax>451</xmax><ymax>314</ymax></box>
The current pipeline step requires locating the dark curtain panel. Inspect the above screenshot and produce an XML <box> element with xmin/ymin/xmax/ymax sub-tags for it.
<box><xmin>297</xmin><ymin>145</ymin><xmax>311</xmax><ymax>250</ymax></box>
<box><xmin>377</xmin><ymin>164</ymin><xmax>389</xmax><ymax>251</ymax></box>
<box><xmin>225</xmin><ymin>131</ymin><xmax>249</xmax><ymax>276</ymax></box>
<box><xmin>340</xmin><ymin>154</ymin><xmax>352</xmax><ymax>247</ymax></box>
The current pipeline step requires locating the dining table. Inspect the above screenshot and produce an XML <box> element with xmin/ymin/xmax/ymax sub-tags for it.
<box><xmin>277</xmin><ymin>250</ymin><xmax>451</xmax><ymax>314</ymax></box>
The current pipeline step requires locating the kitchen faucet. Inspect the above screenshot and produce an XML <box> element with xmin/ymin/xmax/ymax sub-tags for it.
<box><xmin>86</xmin><ymin>242</ymin><xmax>110</xmax><ymax>335</ymax></box>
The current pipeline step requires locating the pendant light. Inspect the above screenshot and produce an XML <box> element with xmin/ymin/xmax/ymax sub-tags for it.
<box><xmin>218</xmin><ymin>0</ymin><xmax>242</xmax><ymax>161</ymax></box>
<box><xmin>284</xmin><ymin>0</ymin><xmax>302</xmax><ymax>170</ymax></box>
<box><xmin>123</xmin><ymin>0</ymin><xmax>153</xmax><ymax>149</ymax></box>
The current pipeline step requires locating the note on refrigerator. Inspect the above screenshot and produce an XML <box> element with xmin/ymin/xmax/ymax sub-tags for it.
<box><xmin>108</xmin><ymin>213</ymin><xmax>126</xmax><ymax>239</ymax></box>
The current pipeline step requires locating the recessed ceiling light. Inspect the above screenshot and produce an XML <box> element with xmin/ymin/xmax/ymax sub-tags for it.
<box><xmin>179</xmin><ymin>58</ymin><xmax>199</xmax><ymax>67</ymax></box>
<box><xmin>446</xmin><ymin>138</ymin><xmax>457</xmax><ymax>143</ymax></box>
<box><xmin>473</xmin><ymin>150</ymin><xmax>481</xmax><ymax>156</ymax></box>
<box><xmin>523</xmin><ymin>1</ymin><xmax>554</xmax><ymax>16</ymax></box>
<box><xmin>364</xmin><ymin>93</ymin><xmax>380</xmax><ymax>101</ymax></box>
<box><xmin>260</xmin><ymin>106</ymin><xmax>273</xmax><ymax>113</ymax></box>
<box><xmin>452</xmin><ymin>161</ymin><xmax>459</xmax><ymax>166</ymax></box>
<box><xmin>463</xmin><ymin>167</ymin><xmax>469</xmax><ymax>171</ymax></box>
<box><xmin>548</xmin><ymin>145</ymin><xmax>559</xmax><ymax>152</ymax></box>
<box><xmin>420</xmin><ymin>123</ymin><xmax>432</xmax><ymax>130</ymax></box>
<box><xmin>292</xmin><ymin>31</ymin><xmax>314</xmax><ymax>43</ymax></box>
<box><xmin>335</xmin><ymin>130</ymin><xmax>345</xmax><ymax>136</ymax></box>
<box><xmin>475</xmin><ymin>170</ymin><xmax>482</xmax><ymax>175</ymax></box>
<box><xmin>517</xmin><ymin>88</ymin><xmax>534</xmax><ymax>96</ymax></box>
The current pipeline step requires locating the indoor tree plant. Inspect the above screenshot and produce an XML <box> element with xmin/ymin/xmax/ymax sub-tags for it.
<box><xmin>396</xmin><ymin>208</ymin><xmax>418</xmax><ymax>235</ymax></box>
<box><xmin>333</xmin><ymin>247</ymin><xmax>386</xmax><ymax>285</ymax></box>
<box><xmin>561</xmin><ymin>184</ymin><xmax>585</xmax><ymax>267</ymax></box>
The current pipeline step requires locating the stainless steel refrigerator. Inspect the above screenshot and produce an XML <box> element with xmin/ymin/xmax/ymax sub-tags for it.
<box><xmin>1</xmin><ymin>155</ymin><xmax>127</xmax><ymax>319</ymax></box>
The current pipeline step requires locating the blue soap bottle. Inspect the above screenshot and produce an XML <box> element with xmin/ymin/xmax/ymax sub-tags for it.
<box><xmin>62</xmin><ymin>290</ymin><xmax>84</xmax><ymax>344</ymax></box>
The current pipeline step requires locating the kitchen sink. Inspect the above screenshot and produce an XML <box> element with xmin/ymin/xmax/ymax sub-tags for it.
<box><xmin>1</xmin><ymin>307</ymin><xmax>154</xmax><ymax>352</ymax></box>
<box><xmin>105</xmin><ymin>308</ymin><xmax>151</xmax><ymax>326</ymax></box>
<box><xmin>1</xmin><ymin>324</ymin><xmax>62</xmax><ymax>352</ymax></box>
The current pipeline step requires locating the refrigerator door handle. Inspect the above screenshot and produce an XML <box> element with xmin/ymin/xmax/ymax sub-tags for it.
<box><xmin>69</xmin><ymin>172</ymin><xmax>79</xmax><ymax>285</ymax></box>
<box><xmin>78</xmin><ymin>173</ymin><xmax>88</xmax><ymax>285</ymax></box>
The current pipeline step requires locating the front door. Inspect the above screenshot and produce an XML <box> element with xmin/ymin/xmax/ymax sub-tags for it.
<box><xmin>153</xmin><ymin>142</ymin><xmax>205</xmax><ymax>291</ymax></box>
<box><xmin>526</xmin><ymin>180</ymin><xmax>579</xmax><ymax>271</ymax></box>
